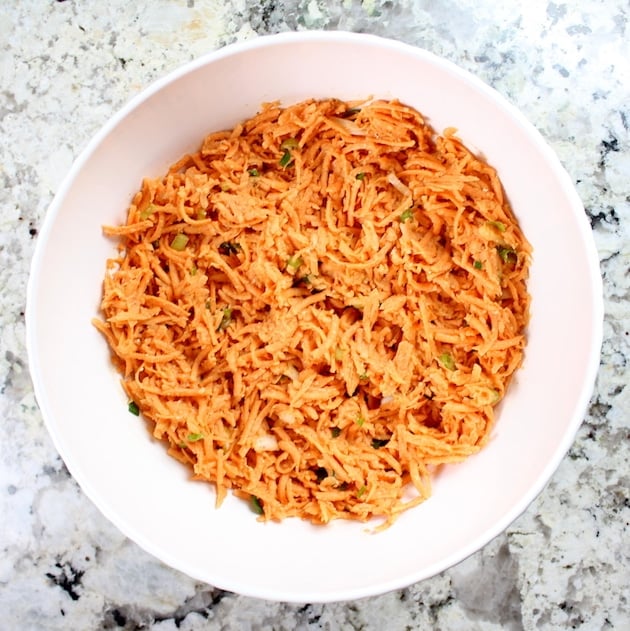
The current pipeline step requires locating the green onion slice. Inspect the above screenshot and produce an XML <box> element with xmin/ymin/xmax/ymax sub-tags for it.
<box><xmin>250</xmin><ymin>495</ymin><xmax>264</xmax><ymax>515</ymax></box>
<box><xmin>170</xmin><ymin>233</ymin><xmax>189</xmax><ymax>251</ymax></box>
<box><xmin>473</xmin><ymin>260</ymin><xmax>483</xmax><ymax>270</ymax></box>
<box><xmin>280</xmin><ymin>138</ymin><xmax>299</xmax><ymax>150</ymax></box>
<box><xmin>139</xmin><ymin>205</ymin><xmax>156</xmax><ymax>220</ymax></box>
<box><xmin>128</xmin><ymin>401</ymin><xmax>140</xmax><ymax>416</ymax></box>
<box><xmin>286</xmin><ymin>254</ymin><xmax>303</xmax><ymax>272</ymax></box>
<box><xmin>486</xmin><ymin>220</ymin><xmax>506</xmax><ymax>232</ymax></box>
<box><xmin>279</xmin><ymin>149</ymin><xmax>293</xmax><ymax>168</ymax></box>
<box><xmin>399</xmin><ymin>208</ymin><xmax>414</xmax><ymax>222</ymax></box>
<box><xmin>497</xmin><ymin>246</ymin><xmax>517</xmax><ymax>264</ymax></box>
<box><xmin>187</xmin><ymin>433</ymin><xmax>204</xmax><ymax>442</ymax></box>
<box><xmin>217</xmin><ymin>307</ymin><xmax>233</xmax><ymax>331</ymax></box>
<box><xmin>440</xmin><ymin>352</ymin><xmax>456</xmax><ymax>371</ymax></box>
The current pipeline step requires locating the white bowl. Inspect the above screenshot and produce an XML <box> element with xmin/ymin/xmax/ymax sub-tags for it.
<box><xmin>26</xmin><ymin>31</ymin><xmax>603</xmax><ymax>602</ymax></box>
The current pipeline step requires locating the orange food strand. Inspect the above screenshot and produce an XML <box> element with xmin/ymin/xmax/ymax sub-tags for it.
<box><xmin>94</xmin><ymin>98</ymin><xmax>531</xmax><ymax>529</ymax></box>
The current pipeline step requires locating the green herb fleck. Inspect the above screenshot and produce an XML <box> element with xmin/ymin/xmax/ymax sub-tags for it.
<box><xmin>331</xmin><ymin>427</ymin><xmax>341</xmax><ymax>438</ymax></box>
<box><xmin>355</xmin><ymin>415</ymin><xmax>365</xmax><ymax>427</ymax></box>
<box><xmin>473</xmin><ymin>260</ymin><xmax>483</xmax><ymax>270</ymax></box>
<box><xmin>497</xmin><ymin>246</ymin><xmax>517</xmax><ymax>264</ymax></box>
<box><xmin>357</xmin><ymin>485</ymin><xmax>367</xmax><ymax>498</ymax></box>
<box><xmin>170</xmin><ymin>233</ymin><xmax>189</xmax><ymax>251</ymax></box>
<box><xmin>359</xmin><ymin>372</ymin><xmax>369</xmax><ymax>381</ymax></box>
<box><xmin>371</xmin><ymin>438</ymin><xmax>390</xmax><ymax>449</ymax></box>
<box><xmin>286</xmin><ymin>254</ymin><xmax>303</xmax><ymax>272</ymax></box>
<box><xmin>248</xmin><ymin>168</ymin><xmax>260</xmax><ymax>177</ymax></box>
<box><xmin>399</xmin><ymin>207</ymin><xmax>414</xmax><ymax>222</ymax></box>
<box><xmin>187</xmin><ymin>433</ymin><xmax>204</xmax><ymax>442</ymax></box>
<box><xmin>139</xmin><ymin>204</ymin><xmax>156</xmax><ymax>220</ymax></box>
<box><xmin>190</xmin><ymin>264</ymin><xmax>198</xmax><ymax>276</ymax></box>
<box><xmin>128</xmin><ymin>401</ymin><xmax>140</xmax><ymax>416</ymax></box>
<box><xmin>250</xmin><ymin>495</ymin><xmax>264</xmax><ymax>515</ymax></box>
<box><xmin>217</xmin><ymin>307</ymin><xmax>233</xmax><ymax>331</ymax></box>
<box><xmin>440</xmin><ymin>352</ymin><xmax>456</xmax><ymax>371</ymax></box>
<box><xmin>279</xmin><ymin>149</ymin><xmax>293</xmax><ymax>168</ymax></box>
<box><xmin>334</xmin><ymin>347</ymin><xmax>344</xmax><ymax>361</ymax></box>
<box><xmin>486</xmin><ymin>220</ymin><xmax>506</xmax><ymax>233</ymax></box>
<box><xmin>356</xmin><ymin>172</ymin><xmax>366</xmax><ymax>181</ymax></box>
<box><xmin>280</xmin><ymin>138</ymin><xmax>299</xmax><ymax>150</ymax></box>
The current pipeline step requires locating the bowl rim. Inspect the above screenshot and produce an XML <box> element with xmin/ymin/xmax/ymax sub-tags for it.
<box><xmin>25</xmin><ymin>30</ymin><xmax>604</xmax><ymax>602</ymax></box>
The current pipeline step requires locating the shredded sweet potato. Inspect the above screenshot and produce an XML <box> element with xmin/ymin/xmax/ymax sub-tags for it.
<box><xmin>94</xmin><ymin>98</ymin><xmax>531</xmax><ymax>529</ymax></box>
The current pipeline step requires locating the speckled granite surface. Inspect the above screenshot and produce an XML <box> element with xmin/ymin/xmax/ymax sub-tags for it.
<box><xmin>1</xmin><ymin>1</ymin><xmax>628</xmax><ymax>629</ymax></box>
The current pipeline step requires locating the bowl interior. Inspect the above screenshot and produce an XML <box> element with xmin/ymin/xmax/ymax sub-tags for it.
<box><xmin>26</xmin><ymin>32</ymin><xmax>602</xmax><ymax>602</ymax></box>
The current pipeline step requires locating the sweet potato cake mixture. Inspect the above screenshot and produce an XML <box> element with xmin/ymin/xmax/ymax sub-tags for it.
<box><xmin>94</xmin><ymin>98</ymin><xmax>530</xmax><ymax>529</ymax></box>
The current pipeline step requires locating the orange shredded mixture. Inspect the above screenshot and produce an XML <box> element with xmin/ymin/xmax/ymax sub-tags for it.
<box><xmin>94</xmin><ymin>98</ymin><xmax>531</xmax><ymax>528</ymax></box>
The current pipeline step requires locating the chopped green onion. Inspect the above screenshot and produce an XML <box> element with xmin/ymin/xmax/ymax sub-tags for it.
<box><xmin>128</xmin><ymin>401</ymin><xmax>140</xmax><ymax>416</ymax></box>
<box><xmin>357</xmin><ymin>485</ymin><xmax>367</xmax><ymax>498</ymax></box>
<box><xmin>139</xmin><ymin>204</ymin><xmax>156</xmax><ymax>220</ymax></box>
<box><xmin>399</xmin><ymin>208</ymin><xmax>414</xmax><ymax>222</ymax></box>
<box><xmin>204</xmin><ymin>299</ymin><xmax>211</xmax><ymax>310</ymax></box>
<box><xmin>331</xmin><ymin>427</ymin><xmax>341</xmax><ymax>438</ymax></box>
<box><xmin>356</xmin><ymin>172</ymin><xmax>366</xmax><ymax>180</ymax></box>
<box><xmin>473</xmin><ymin>260</ymin><xmax>483</xmax><ymax>270</ymax></box>
<box><xmin>286</xmin><ymin>254</ymin><xmax>303</xmax><ymax>272</ymax></box>
<box><xmin>279</xmin><ymin>149</ymin><xmax>293</xmax><ymax>168</ymax></box>
<box><xmin>440</xmin><ymin>352</ymin><xmax>456</xmax><ymax>371</ymax></box>
<box><xmin>280</xmin><ymin>138</ymin><xmax>299</xmax><ymax>150</ymax></box>
<box><xmin>497</xmin><ymin>246</ymin><xmax>517</xmax><ymax>264</ymax></box>
<box><xmin>248</xmin><ymin>167</ymin><xmax>260</xmax><ymax>177</ymax></box>
<box><xmin>187</xmin><ymin>433</ymin><xmax>204</xmax><ymax>442</ymax></box>
<box><xmin>217</xmin><ymin>307</ymin><xmax>233</xmax><ymax>331</ymax></box>
<box><xmin>250</xmin><ymin>495</ymin><xmax>264</xmax><ymax>515</ymax></box>
<box><xmin>355</xmin><ymin>416</ymin><xmax>365</xmax><ymax>427</ymax></box>
<box><xmin>219</xmin><ymin>241</ymin><xmax>242</xmax><ymax>256</ymax></box>
<box><xmin>371</xmin><ymin>438</ymin><xmax>390</xmax><ymax>449</ymax></box>
<box><xmin>196</xmin><ymin>209</ymin><xmax>207</xmax><ymax>220</ymax></box>
<box><xmin>170</xmin><ymin>233</ymin><xmax>189</xmax><ymax>251</ymax></box>
<box><xmin>190</xmin><ymin>264</ymin><xmax>198</xmax><ymax>276</ymax></box>
<box><xmin>486</xmin><ymin>220</ymin><xmax>506</xmax><ymax>232</ymax></box>
<box><xmin>359</xmin><ymin>372</ymin><xmax>369</xmax><ymax>381</ymax></box>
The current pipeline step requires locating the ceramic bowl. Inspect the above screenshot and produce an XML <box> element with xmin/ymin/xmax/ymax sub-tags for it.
<box><xmin>26</xmin><ymin>31</ymin><xmax>603</xmax><ymax>602</ymax></box>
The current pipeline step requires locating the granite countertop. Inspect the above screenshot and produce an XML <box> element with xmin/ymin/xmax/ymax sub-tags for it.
<box><xmin>1</xmin><ymin>1</ymin><xmax>628</xmax><ymax>629</ymax></box>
